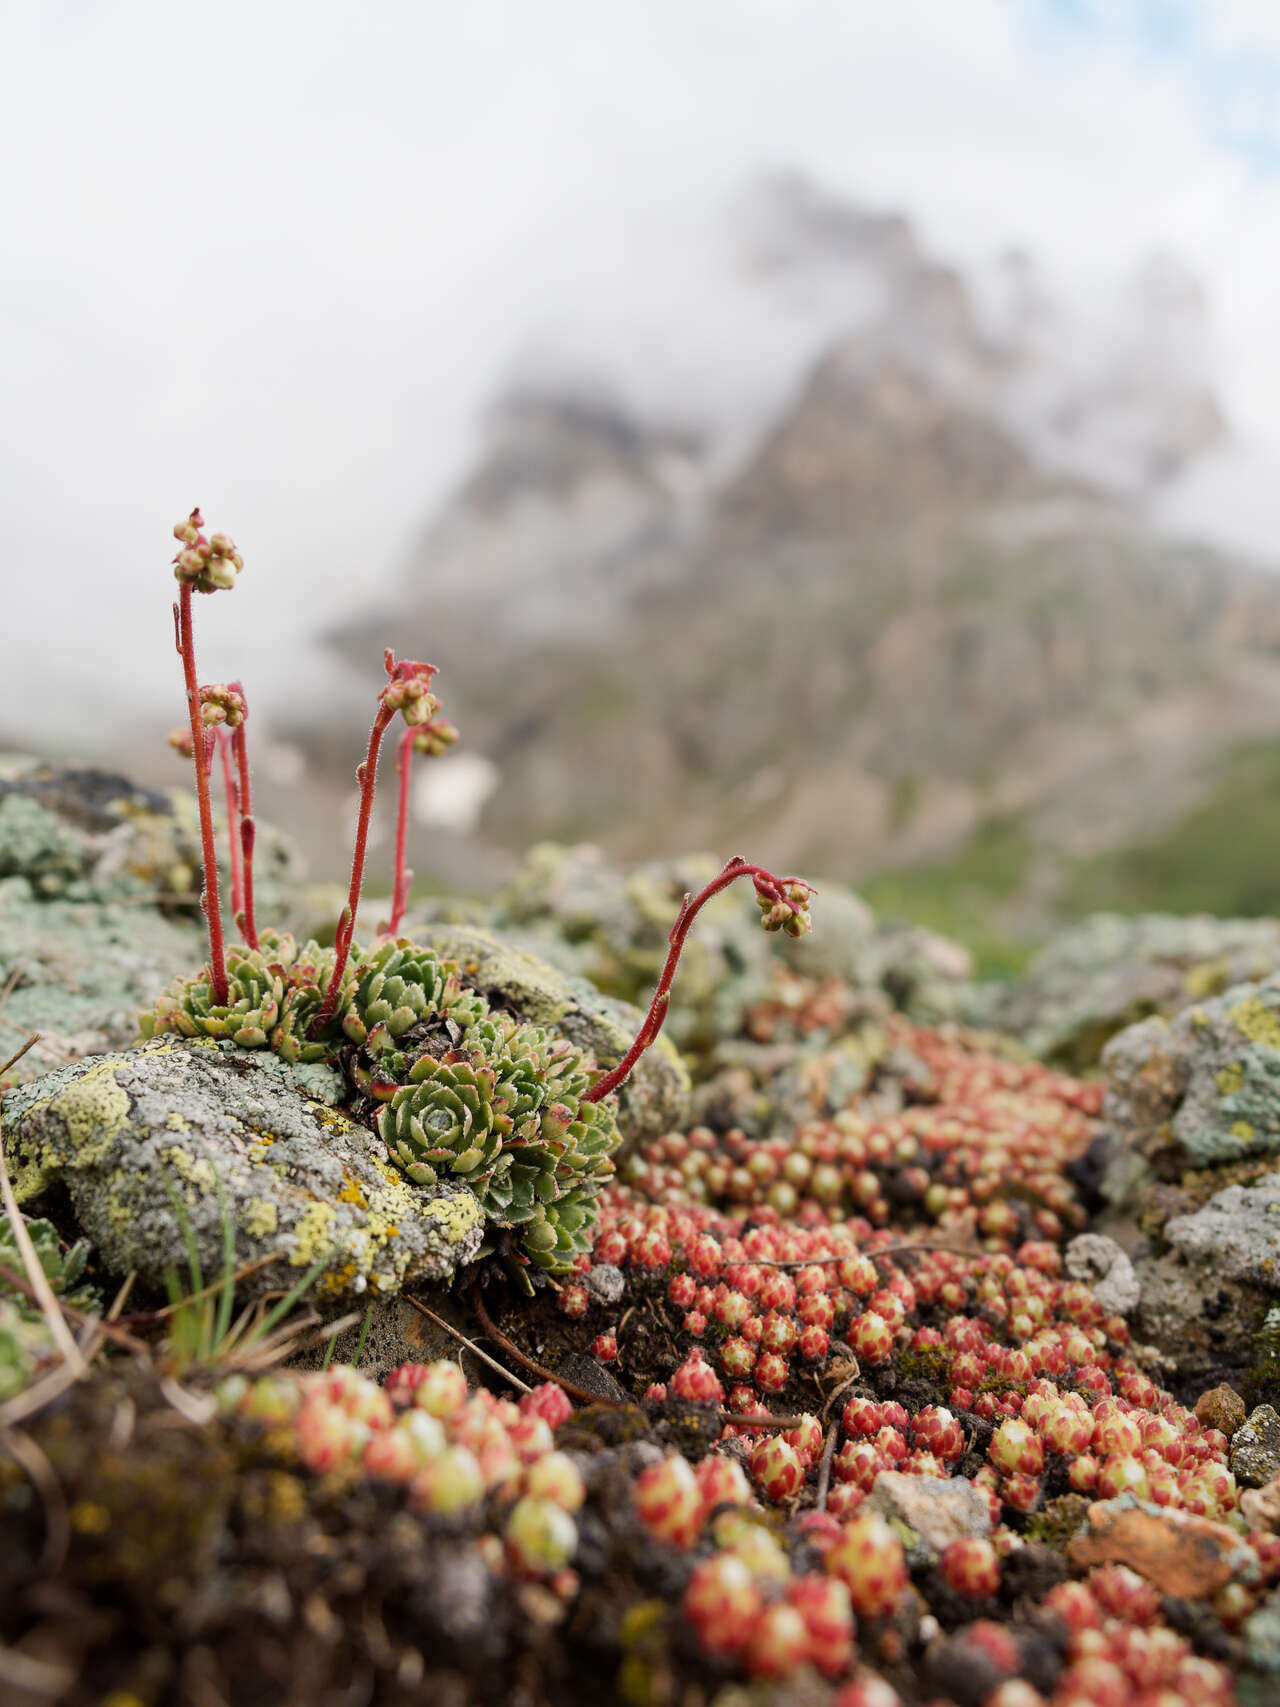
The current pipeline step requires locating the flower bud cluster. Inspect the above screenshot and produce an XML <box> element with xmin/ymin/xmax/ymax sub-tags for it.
<box><xmin>199</xmin><ymin>683</ymin><xmax>247</xmax><ymax>728</ymax></box>
<box><xmin>172</xmin><ymin>509</ymin><xmax>243</xmax><ymax>594</ymax></box>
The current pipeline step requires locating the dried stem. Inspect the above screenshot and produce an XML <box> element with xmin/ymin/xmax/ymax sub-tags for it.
<box><xmin>583</xmin><ymin>857</ymin><xmax>810</xmax><ymax>1104</ymax></box>
<box><xmin>406</xmin><ymin>1293</ymin><xmax>534</xmax><ymax>1394</ymax></box>
<box><xmin>175</xmin><ymin>583</ymin><xmax>228</xmax><ymax>1004</ymax></box>
<box><xmin>309</xmin><ymin>700</ymin><xmax>396</xmax><ymax>1036</ymax></box>
<box><xmin>0</xmin><ymin>1046</ymin><xmax>87</xmax><ymax>1379</ymax></box>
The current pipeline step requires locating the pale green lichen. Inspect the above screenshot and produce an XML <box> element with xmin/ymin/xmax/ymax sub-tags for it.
<box><xmin>243</xmin><ymin>1199</ymin><xmax>278</xmax><ymax>1239</ymax></box>
<box><xmin>1231</xmin><ymin>995</ymin><xmax>1280</xmax><ymax>1051</ymax></box>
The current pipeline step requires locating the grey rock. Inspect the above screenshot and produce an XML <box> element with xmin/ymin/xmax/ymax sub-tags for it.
<box><xmin>1065</xmin><ymin>1233</ymin><xmax>1141</xmax><ymax>1317</ymax></box>
<box><xmin>865</xmin><ymin>1470</ymin><xmax>991</xmax><ymax>1553</ymax></box>
<box><xmin>2</xmin><ymin>1038</ymin><xmax>484</xmax><ymax>1301</ymax></box>
<box><xmin>1165</xmin><ymin>1174</ymin><xmax>1280</xmax><ymax>1286</ymax></box>
<box><xmin>1131</xmin><ymin>1174</ymin><xmax>1280</xmax><ymax>1374</ymax></box>
<box><xmin>1103</xmin><ymin>974</ymin><xmax>1280</xmax><ymax>1176</ymax></box>
<box><xmin>586</xmin><ymin>1262</ymin><xmax>626</xmax><ymax>1305</ymax></box>
<box><xmin>996</xmin><ymin>912</ymin><xmax>1280</xmax><ymax>1069</ymax></box>
<box><xmin>1233</xmin><ymin>1407</ymin><xmax>1280</xmax><ymax>1489</ymax></box>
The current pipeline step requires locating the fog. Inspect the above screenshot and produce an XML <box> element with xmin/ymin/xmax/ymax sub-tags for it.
<box><xmin>5</xmin><ymin>0</ymin><xmax>1280</xmax><ymax>761</ymax></box>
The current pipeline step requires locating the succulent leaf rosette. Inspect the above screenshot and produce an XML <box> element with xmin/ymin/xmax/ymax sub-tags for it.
<box><xmin>141</xmin><ymin>932</ymin><xmax>297</xmax><ymax>1047</ymax></box>
<box><xmin>377</xmin><ymin>1029</ymin><xmax>619</xmax><ymax>1272</ymax></box>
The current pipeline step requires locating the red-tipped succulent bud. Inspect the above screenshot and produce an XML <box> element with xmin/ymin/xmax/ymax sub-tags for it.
<box><xmin>744</xmin><ymin>1602</ymin><xmax>810</xmax><ymax>1680</ymax></box>
<box><xmin>989</xmin><ymin>1417</ymin><xmax>1044</xmax><ymax>1477</ymax></box>
<box><xmin>633</xmin><ymin>1454</ymin><xmax>702</xmax><ymax>1548</ymax></box>
<box><xmin>669</xmin><ymin>1350</ymin><xmax>725</xmax><ymax>1405</ymax></box>
<box><xmin>519</xmin><ymin>1382</ymin><xmax>573</xmax><ymax>1430</ymax></box>
<box><xmin>505</xmin><ymin>1495</ymin><xmax>578</xmax><ymax>1577</ymax></box>
<box><xmin>749</xmin><ymin>1435</ymin><xmax>806</xmax><ymax>1503</ymax></box>
<box><xmin>682</xmin><ymin>1553</ymin><xmax>764</xmax><ymax>1658</ymax></box>
<box><xmin>825</xmin><ymin>1511</ymin><xmax>908</xmax><ymax>1619</ymax></box>
<box><xmin>694</xmin><ymin>1452</ymin><xmax>753</xmax><ymax>1515</ymax></box>
<box><xmin>787</xmin><ymin>1573</ymin><xmax>855</xmax><ymax>1678</ymax></box>
<box><xmin>939</xmin><ymin>1536</ymin><xmax>1001</xmax><ymax>1597</ymax></box>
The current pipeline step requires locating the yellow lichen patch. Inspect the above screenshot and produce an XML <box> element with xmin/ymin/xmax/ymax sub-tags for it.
<box><xmin>165</xmin><ymin>1111</ymin><xmax>189</xmax><ymax>1132</ymax></box>
<box><xmin>70</xmin><ymin>1500</ymin><xmax>112</xmax><ymax>1535</ymax></box>
<box><xmin>243</xmin><ymin>1198</ymin><xmax>279</xmax><ymax>1240</ymax></box>
<box><xmin>418</xmin><ymin>1190</ymin><xmax>484</xmax><ymax>1245</ymax></box>
<box><xmin>1216</xmin><ymin>1061</ymin><xmax>1246</xmax><ymax>1097</ymax></box>
<box><xmin>289</xmin><ymin>1201</ymin><xmax>338</xmax><ymax>1268</ymax></box>
<box><xmin>335</xmin><ymin>1173</ymin><xmax>367</xmax><ymax>1208</ymax></box>
<box><xmin>1229</xmin><ymin>996</ymin><xmax>1280</xmax><ymax>1051</ymax></box>
<box><xmin>1231</xmin><ymin>1121</ymin><xmax>1256</xmax><ymax>1142</ymax></box>
<box><xmin>1183</xmin><ymin>961</ymin><xmax>1229</xmax><ymax>1001</ymax></box>
<box><xmin>316</xmin><ymin>1261</ymin><xmax>358</xmax><ymax>1298</ymax></box>
<box><xmin>163</xmin><ymin>1145</ymin><xmax>218</xmax><ymax>1195</ymax></box>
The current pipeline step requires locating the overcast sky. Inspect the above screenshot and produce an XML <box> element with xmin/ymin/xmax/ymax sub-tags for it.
<box><xmin>5</xmin><ymin>0</ymin><xmax>1280</xmax><ymax>756</ymax></box>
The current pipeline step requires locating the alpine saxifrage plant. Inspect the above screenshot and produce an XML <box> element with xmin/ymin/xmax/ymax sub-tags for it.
<box><xmin>142</xmin><ymin>510</ymin><xmax>815</xmax><ymax>1287</ymax></box>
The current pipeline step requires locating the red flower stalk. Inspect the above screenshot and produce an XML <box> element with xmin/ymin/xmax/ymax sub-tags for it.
<box><xmin>381</xmin><ymin>713</ymin><xmax>459</xmax><ymax>940</ymax></box>
<box><xmin>228</xmin><ymin>680</ymin><xmax>258</xmax><ymax>948</ymax></box>
<box><xmin>582</xmin><ymin>857</ymin><xmax>814</xmax><ymax>1104</ymax></box>
<box><xmin>215</xmin><ymin>729</ymin><xmax>245</xmax><ymax>935</ymax></box>
<box><xmin>308</xmin><ymin>651</ymin><xmax>440</xmax><ymax>1036</ymax></box>
<box><xmin>170</xmin><ymin>508</ymin><xmax>244</xmax><ymax>1006</ymax></box>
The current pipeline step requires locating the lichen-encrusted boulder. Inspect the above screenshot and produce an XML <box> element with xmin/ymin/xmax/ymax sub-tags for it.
<box><xmin>1101</xmin><ymin>973</ymin><xmax>1280</xmax><ymax>1212</ymax></box>
<box><xmin>0</xmin><ymin>760</ymin><xmax>308</xmax><ymax>1085</ymax></box>
<box><xmin>410</xmin><ymin>922</ymin><xmax>690</xmax><ymax>1150</ymax></box>
<box><xmin>0</xmin><ymin>876</ymin><xmax>207</xmax><ymax>1084</ymax></box>
<box><xmin>1132</xmin><ymin>1172</ymin><xmax>1280</xmax><ymax>1375</ymax></box>
<box><xmin>994</xmin><ymin>912</ymin><xmax>1280</xmax><ymax>1069</ymax></box>
<box><xmin>1233</xmin><ymin>1407</ymin><xmax>1280</xmax><ymax>1489</ymax></box>
<box><xmin>0</xmin><ymin>756</ymin><xmax>302</xmax><ymax>913</ymax></box>
<box><xmin>1</xmin><ymin>1039</ymin><xmax>484</xmax><ymax>1302</ymax></box>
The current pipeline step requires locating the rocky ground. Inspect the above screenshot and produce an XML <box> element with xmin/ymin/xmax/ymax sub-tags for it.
<box><xmin>3</xmin><ymin>765</ymin><xmax>1280</xmax><ymax>1707</ymax></box>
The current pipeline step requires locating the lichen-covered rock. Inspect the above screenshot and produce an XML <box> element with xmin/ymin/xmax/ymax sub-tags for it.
<box><xmin>993</xmin><ymin>912</ymin><xmax>1280</xmax><ymax>1069</ymax></box>
<box><xmin>1102</xmin><ymin>973</ymin><xmax>1280</xmax><ymax>1199</ymax></box>
<box><xmin>485</xmin><ymin>841</ymin><xmax>975</xmax><ymax>1042</ymax></box>
<box><xmin>865</xmin><ymin>1470</ymin><xmax>991</xmax><ymax>1553</ymax></box>
<box><xmin>1132</xmin><ymin>1173</ymin><xmax>1280</xmax><ymax>1375</ymax></box>
<box><xmin>410</xmin><ymin>922</ymin><xmax>690</xmax><ymax>1150</ymax></box>
<box><xmin>0</xmin><ymin>757</ymin><xmax>302</xmax><ymax>914</ymax></box>
<box><xmin>1233</xmin><ymin>1407</ymin><xmax>1280</xmax><ymax>1489</ymax></box>
<box><xmin>0</xmin><ymin>876</ymin><xmax>207</xmax><ymax>1084</ymax></box>
<box><xmin>0</xmin><ymin>760</ymin><xmax>309</xmax><ymax>1086</ymax></box>
<box><xmin>1</xmin><ymin>1039</ymin><xmax>484</xmax><ymax>1301</ymax></box>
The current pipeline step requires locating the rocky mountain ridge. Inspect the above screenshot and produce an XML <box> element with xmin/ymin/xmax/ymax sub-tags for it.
<box><xmin>322</xmin><ymin>174</ymin><xmax>1280</xmax><ymax>932</ymax></box>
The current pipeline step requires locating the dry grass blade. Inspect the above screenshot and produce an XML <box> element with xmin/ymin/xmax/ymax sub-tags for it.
<box><xmin>0</xmin><ymin>1642</ymin><xmax>77</xmax><ymax>1696</ymax></box>
<box><xmin>407</xmin><ymin>1293</ymin><xmax>533</xmax><ymax>1394</ymax></box>
<box><xmin>0</xmin><ymin>1425</ymin><xmax>70</xmax><ymax>1574</ymax></box>
<box><xmin>0</xmin><ymin>1020</ymin><xmax>72</xmax><ymax>1067</ymax></box>
<box><xmin>0</xmin><ymin>1042</ymin><xmax>87</xmax><ymax>1378</ymax></box>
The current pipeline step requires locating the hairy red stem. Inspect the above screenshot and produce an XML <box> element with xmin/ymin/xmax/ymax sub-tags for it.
<box><xmin>215</xmin><ymin>729</ymin><xmax>245</xmax><ymax>932</ymax></box>
<box><xmin>583</xmin><ymin>858</ymin><xmax>793</xmax><ymax>1104</ymax></box>
<box><xmin>383</xmin><ymin>725</ymin><xmax>415</xmax><ymax>939</ymax></box>
<box><xmin>308</xmin><ymin>701</ymin><xmax>395</xmax><ymax>1036</ymax></box>
<box><xmin>175</xmin><ymin>585</ymin><xmax>228</xmax><ymax>1004</ymax></box>
<box><xmin>229</xmin><ymin>679</ymin><xmax>258</xmax><ymax>949</ymax></box>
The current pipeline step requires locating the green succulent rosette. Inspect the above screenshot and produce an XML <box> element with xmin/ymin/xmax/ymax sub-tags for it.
<box><xmin>140</xmin><ymin>932</ymin><xmax>298</xmax><ymax>1048</ymax></box>
<box><xmin>377</xmin><ymin>1021</ymin><xmax>620</xmax><ymax>1271</ymax></box>
<box><xmin>272</xmin><ymin>940</ymin><xmax>356</xmax><ymax>1063</ymax></box>
<box><xmin>377</xmin><ymin>1053</ymin><xmax>506</xmax><ymax>1188</ymax></box>
<box><xmin>342</xmin><ymin>941</ymin><xmax>458</xmax><ymax>1049</ymax></box>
